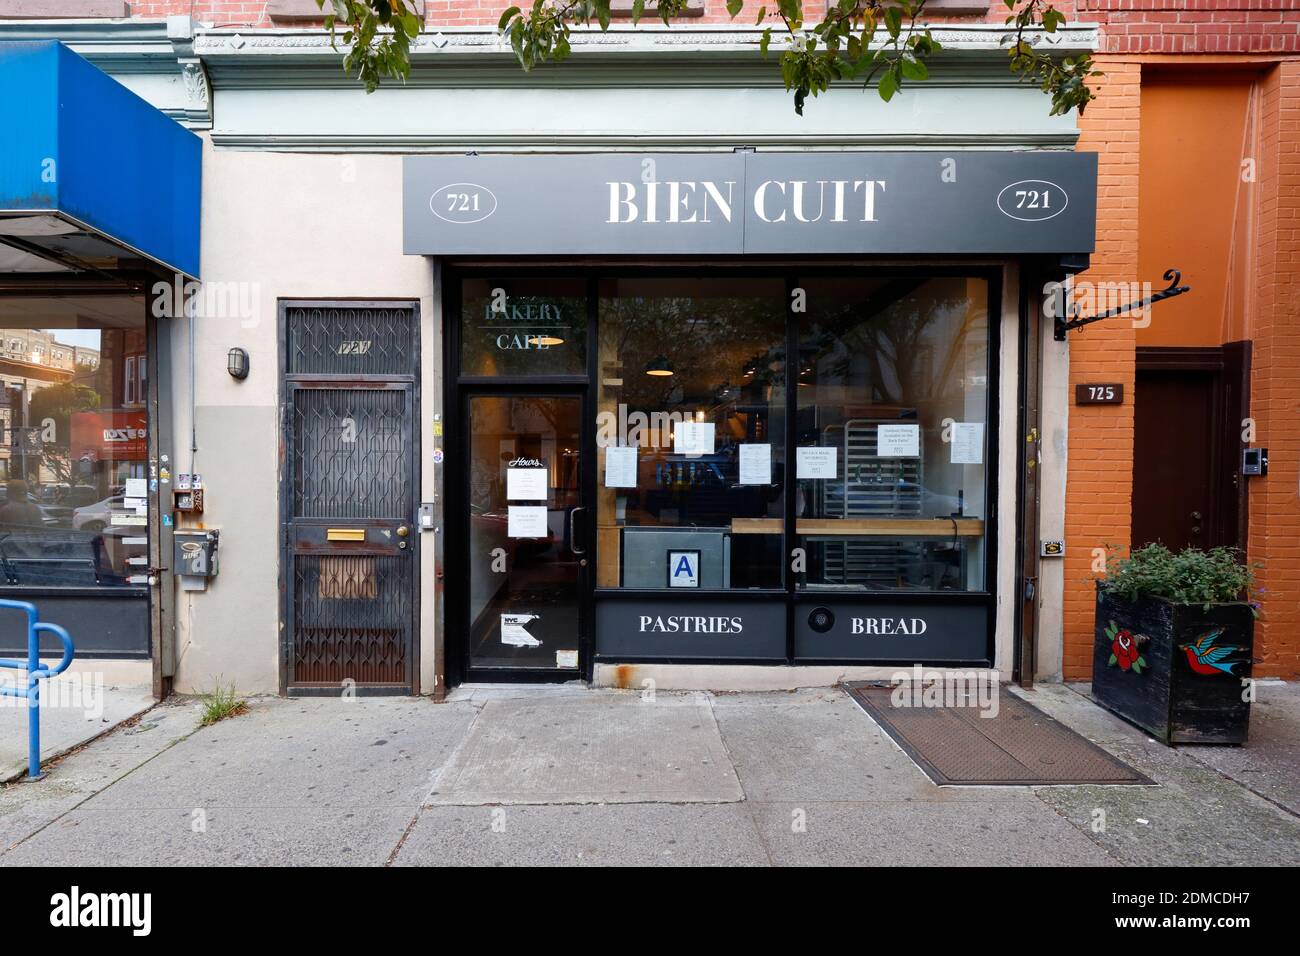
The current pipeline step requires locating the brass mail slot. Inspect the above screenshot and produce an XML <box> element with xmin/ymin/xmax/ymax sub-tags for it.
<box><xmin>326</xmin><ymin>528</ymin><xmax>366</xmax><ymax>542</ymax></box>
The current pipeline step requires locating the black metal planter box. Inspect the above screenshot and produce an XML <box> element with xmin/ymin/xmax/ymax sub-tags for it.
<box><xmin>1092</xmin><ymin>584</ymin><xmax>1254</xmax><ymax>745</ymax></box>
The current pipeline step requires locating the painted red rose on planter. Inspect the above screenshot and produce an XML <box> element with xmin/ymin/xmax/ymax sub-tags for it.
<box><xmin>1104</xmin><ymin>620</ymin><xmax>1147</xmax><ymax>674</ymax></box>
<box><xmin>1112</xmin><ymin>629</ymin><xmax>1138</xmax><ymax>669</ymax></box>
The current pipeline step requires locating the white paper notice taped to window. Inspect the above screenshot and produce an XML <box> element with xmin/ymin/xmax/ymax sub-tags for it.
<box><xmin>604</xmin><ymin>445</ymin><xmax>638</xmax><ymax>488</ymax></box>
<box><xmin>738</xmin><ymin>443</ymin><xmax>771</xmax><ymax>485</ymax></box>
<box><xmin>555</xmin><ymin>649</ymin><xmax>578</xmax><ymax>668</ymax></box>
<box><xmin>125</xmin><ymin>478</ymin><xmax>147</xmax><ymax>499</ymax></box>
<box><xmin>876</xmin><ymin>424</ymin><xmax>920</xmax><ymax>458</ymax></box>
<box><xmin>506</xmin><ymin>467</ymin><xmax>547</xmax><ymax>501</ymax></box>
<box><xmin>797</xmin><ymin>446</ymin><xmax>838</xmax><ymax>479</ymax></box>
<box><xmin>950</xmin><ymin>422</ymin><xmax>985</xmax><ymax>465</ymax></box>
<box><xmin>501</xmin><ymin>613</ymin><xmax>542</xmax><ymax>647</ymax></box>
<box><xmin>507</xmin><ymin>505</ymin><xmax>547</xmax><ymax>538</ymax></box>
<box><xmin>673</xmin><ymin>421</ymin><xmax>715</xmax><ymax>457</ymax></box>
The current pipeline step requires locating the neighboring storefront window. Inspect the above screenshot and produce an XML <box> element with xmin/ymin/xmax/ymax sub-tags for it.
<box><xmin>460</xmin><ymin>277</ymin><xmax>587</xmax><ymax>377</ymax></box>
<box><xmin>595</xmin><ymin>277</ymin><xmax>786</xmax><ymax>591</ymax></box>
<box><xmin>0</xmin><ymin>306</ymin><xmax>149</xmax><ymax>588</ymax></box>
<box><xmin>795</xmin><ymin>276</ymin><xmax>990</xmax><ymax>592</ymax></box>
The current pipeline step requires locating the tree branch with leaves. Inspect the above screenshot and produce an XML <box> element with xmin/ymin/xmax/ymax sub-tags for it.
<box><xmin>316</xmin><ymin>0</ymin><xmax>424</xmax><ymax>93</ymax></box>
<box><xmin>320</xmin><ymin>0</ymin><xmax>1100</xmax><ymax>116</ymax></box>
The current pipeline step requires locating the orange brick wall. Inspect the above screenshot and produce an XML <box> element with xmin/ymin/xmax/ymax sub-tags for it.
<box><xmin>1081</xmin><ymin>0</ymin><xmax>1300</xmax><ymax>55</ymax></box>
<box><xmin>1066</xmin><ymin>54</ymin><xmax>1300</xmax><ymax>680</ymax></box>
<box><xmin>1064</xmin><ymin>58</ymin><xmax>1141</xmax><ymax>681</ymax></box>
<box><xmin>1246</xmin><ymin>60</ymin><xmax>1300</xmax><ymax>677</ymax></box>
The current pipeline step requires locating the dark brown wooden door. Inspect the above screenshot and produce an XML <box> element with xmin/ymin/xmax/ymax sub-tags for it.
<box><xmin>1132</xmin><ymin>369</ymin><xmax>1217</xmax><ymax>552</ymax></box>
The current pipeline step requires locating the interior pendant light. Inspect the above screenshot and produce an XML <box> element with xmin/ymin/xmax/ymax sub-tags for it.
<box><xmin>645</xmin><ymin>355</ymin><xmax>674</xmax><ymax>377</ymax></box>
<box><xmin>530</xmin><ymin>334</ymin><xmax>565</xmax><ymax>347</ymax></box>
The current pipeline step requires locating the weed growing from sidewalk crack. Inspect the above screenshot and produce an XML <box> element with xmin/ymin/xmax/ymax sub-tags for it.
<box><xmin>199</xmin><ymin>682</ymin><xmax>248</xmax><ymax>726</ymax></box>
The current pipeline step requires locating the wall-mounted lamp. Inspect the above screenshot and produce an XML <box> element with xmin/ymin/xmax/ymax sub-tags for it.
<box><xmin>227</xmin><ymin>347</ymin><xmax>249</xmax><ymax>381</ymax></box>
<box><xmin>645</xmin><ymin>355</ymin><xmax>674</xmax><ymax>377</ymax></box>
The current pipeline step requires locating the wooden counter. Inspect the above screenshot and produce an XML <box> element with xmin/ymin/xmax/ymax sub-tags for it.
<box><xmin>729</xmin><ymin>517</ymin><xmax>985</xmax><ymax>537</ymax></box>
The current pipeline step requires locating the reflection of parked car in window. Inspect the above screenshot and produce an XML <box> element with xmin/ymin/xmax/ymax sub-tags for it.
<box><xmin>37</xmin><ymin>482</ymin><xmax>69</xmax><ymax>503</ymax></box>
<box><xmin>72</xmin><ymin>495</ymin><xmax>125</xmax><ymax>533</ymax></box>
<box><xmin>34</xmin><ymin>482</ymin><xmax>99</xmax><ymax>510</ymax></box>
<box><xmin>63</xmin><ymin>485</ymin><xmax>101</xmax><ymax>508</ymax></box>
<box><xmin>470</xmin><ymin>504</ymin><xmax>554</xmax><ymax>556</ymax></box>
<box><xmin>0</xmin><ymin>485</ymin><xmax>61</xmax><ymax>527</ymax></box>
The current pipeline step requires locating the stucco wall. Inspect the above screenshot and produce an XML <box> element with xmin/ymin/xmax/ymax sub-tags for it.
<box><xmin>172</xmin><ymin>139</ymin><xmax>435</xmax><ymax>695</ymax></box>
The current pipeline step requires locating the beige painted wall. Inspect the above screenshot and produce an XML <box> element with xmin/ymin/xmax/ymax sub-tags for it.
<box><xmin>171</xmin><ymin>138</ymin><xmax>435</xmax><ymax>695</ymax></box>
<box><xmin>994</xmin><ymin>264</ymin><xmax>1019</xmax><ymax>677</ymax></box>
<box><xmin>1037</xmin><ymin>299</ymin><xmax>1069</xmax><ymax>681</ymax></box>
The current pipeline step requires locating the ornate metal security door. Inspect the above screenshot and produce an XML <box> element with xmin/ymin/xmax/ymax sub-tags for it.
<box><xmin>280</xmin><ymin>302</ymin><xmax>420</xmax><ymax>692</ymax></box>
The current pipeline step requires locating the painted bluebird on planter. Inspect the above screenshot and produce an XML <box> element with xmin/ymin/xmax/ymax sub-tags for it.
<box><xmin>1179</xmin><ymin>628</ymin><xmax>1248</xmax><ymax>676</ymax></box>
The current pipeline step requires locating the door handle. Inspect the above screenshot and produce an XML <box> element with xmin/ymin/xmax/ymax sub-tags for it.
<box><xmin>568</xmin><ymin>506</ymin><xmax>587</xmax><ymax>555</ymax></box>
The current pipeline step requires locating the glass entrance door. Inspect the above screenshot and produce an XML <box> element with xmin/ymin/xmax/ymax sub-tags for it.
<box><xmin>464</xmin><ymin>393</ymin><xmax>586</xmax><ymax>675</ymax></box>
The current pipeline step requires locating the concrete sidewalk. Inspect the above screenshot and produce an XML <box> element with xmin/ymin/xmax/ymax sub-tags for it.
<box><xmin>0</xmin><ymin>681</ymin><xmax>1296</xmax><ymax>866</ymax></box>
<box><xmin>0</xmin><ymin>678</ymin><xmax>155</xmax><ymax>784</ymax></box>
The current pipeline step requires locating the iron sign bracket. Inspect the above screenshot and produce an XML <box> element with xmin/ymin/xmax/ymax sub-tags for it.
<box><xmin>1053</xmin><ymin>268</ymin><xmax>1192</xmax><ymax>341</ymax></box>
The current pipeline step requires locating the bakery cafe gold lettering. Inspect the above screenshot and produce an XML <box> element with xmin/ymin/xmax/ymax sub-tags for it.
<box><xmin>638</xmin><ymin>615</ymin><xmax>744</xmax><ymax>634</ymax></box>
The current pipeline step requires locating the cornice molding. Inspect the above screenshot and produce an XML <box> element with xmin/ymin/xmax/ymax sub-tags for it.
<box><xmin>208</xmin><ymin>130</ymin><xmax>1081</xmax><ymax>151</ymax></box>
<box><xmin>0</xmin><ymin>18</ymin><xmax>1096</xmax><ymax>132</ymax></box>
<box><xmin>192</xmin><ymin>22</ymin><xmax>1099</xmax><ymax>60</ymax></box>
<box><xmin>204</xmin><ymin>59</ymin><xmax>1038</xmax><ymax>90</ymax></box>
<box><xmin>194</xmin><ymin>23</ymin><xmax>1097</xmax><ymax>90</ymax></box>
<box><xmin>0</xmin><ymin>16</ymin><xmax>211</xmax><ymax>126</ymax></box>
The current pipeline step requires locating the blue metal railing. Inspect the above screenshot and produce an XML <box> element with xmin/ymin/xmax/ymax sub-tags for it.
<box><xmin>0</xmin><ymin>599</ymin><xmax>75</xmax><ymax>781</ymax></box>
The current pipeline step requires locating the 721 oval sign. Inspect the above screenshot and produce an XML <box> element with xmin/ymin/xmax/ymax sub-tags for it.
<box><xmin>996</xmin><ymin>179</ymin><xmax>1069</xmax><ymax>222</ymax></box>
<box><xmin>431</xmin><ymin>183</ymin><xmax>498</xmax><ymax>224</ymax></box>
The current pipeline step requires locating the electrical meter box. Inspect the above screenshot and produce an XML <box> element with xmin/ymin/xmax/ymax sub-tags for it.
<box><xmin>174</xmin><ymin>529</ymin><xmax>219</xmax><ymax>578</ymax></box>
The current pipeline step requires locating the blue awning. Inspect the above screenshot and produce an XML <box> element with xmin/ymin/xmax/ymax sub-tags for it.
<box><xmin>0</xmin><ymin>40</ymin><xmax>200</xmax><ymax>279</ymax></box>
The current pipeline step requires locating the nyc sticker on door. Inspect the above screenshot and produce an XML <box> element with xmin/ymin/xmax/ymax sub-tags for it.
<box><xmin>501</xmin><ymin>613</ymin><xmax>542</xmax><ymax>647</ymax></box>
<box><xmin>668</xmin><ymin>550</ymin><xmax>700</xmax><ymax>588</ymax></box>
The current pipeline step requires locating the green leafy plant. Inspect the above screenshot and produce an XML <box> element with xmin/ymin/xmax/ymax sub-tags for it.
<box><xmin>1100</xmin><ymin>543</ymin><xmax>1260</xmax><ymax>614</ymax></box>
<box><xmin>199</xmin><ymin>681</ymin><xmax>249</xmax><ymax>726</ymax></box>
<box><xmin>496</xmin><ymin>0</ymin><xmax>1100</xmax><ymax>115</ymax></box>
<box><xmin>324</xmin><ymin>1</ymin><xmax>1101</xmax><ymax>116</ymax></box>
<box><xmin>316</xmin><ymin>0</ymin><xmax>423</xmax><ymax>93</ymax></box>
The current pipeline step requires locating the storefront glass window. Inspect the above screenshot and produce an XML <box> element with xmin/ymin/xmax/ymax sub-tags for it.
<box><xmin>795</xmin><ymin>276</ymin><xmax>990</xmax><ymax>592</ymax></box>
<box><xmin>0</xmin><ymin>304</ymin><xmax>149</xmax><ymax>588</ymax></box>
<box><xmin>460</xmin><ymin>277</ymin><xmax>587</xmax><ymax>377</ymax></box>
<box><xmin>596</xmin><ymin>277</ymin><xmax>786</xmax><ymax>591</ymax></box>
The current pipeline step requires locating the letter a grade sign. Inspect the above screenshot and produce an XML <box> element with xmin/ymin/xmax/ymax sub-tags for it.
<box><xmin>668</xmin><ymin>550</ymin><xmax>700</xmax><ymax>589</ymax></box>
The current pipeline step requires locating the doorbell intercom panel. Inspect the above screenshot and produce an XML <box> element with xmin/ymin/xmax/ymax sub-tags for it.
<box><xmin>1242</xmin><ymin>447</ymin><xmax>1268</xmax><ymax>476</ymax></box>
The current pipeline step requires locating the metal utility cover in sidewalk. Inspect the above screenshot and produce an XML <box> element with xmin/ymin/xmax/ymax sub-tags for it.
<box><xmin>846</xmin><ymin>684</ymin><xmax>1152</xmax><ymax>786</ymax></box>
<box><xmin>426</xmin><ymin>693</ymin><xmax>743</xmax><ymax>805</ymax></box>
